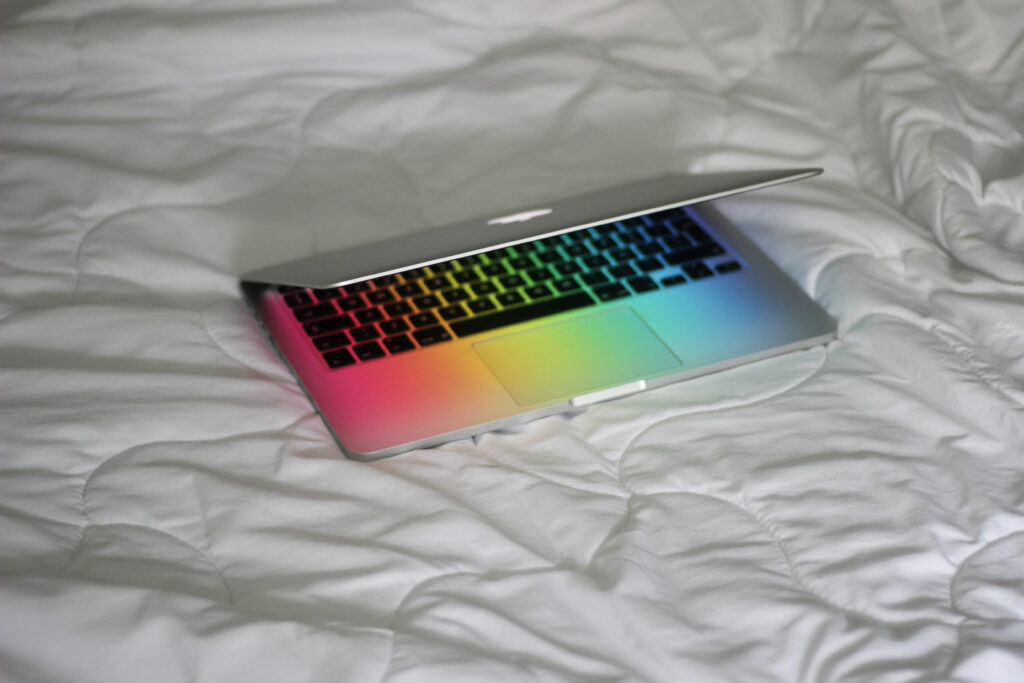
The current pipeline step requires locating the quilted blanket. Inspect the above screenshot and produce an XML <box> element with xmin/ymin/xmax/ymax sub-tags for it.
<box><xmin>2</xmin><ymin>1</ymin><xmax>1022</xmax><ymax>681</ymax></box>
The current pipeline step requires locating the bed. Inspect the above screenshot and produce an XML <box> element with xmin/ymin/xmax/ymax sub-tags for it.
<box><xmin>2</xmin><ymin>1</ymin><xmax>1022</xmax><ymax>681</ymax></box>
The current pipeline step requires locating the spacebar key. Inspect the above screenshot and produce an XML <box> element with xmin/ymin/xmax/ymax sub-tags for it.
<box><xmin>450</xmin><ymin>291</ymin><xmax>596</xmax><ymax>338</ymax></box>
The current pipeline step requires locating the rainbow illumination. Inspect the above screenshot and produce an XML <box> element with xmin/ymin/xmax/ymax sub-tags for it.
<box><xmin>250</xmin><ymin>207</ymin><xmax>834</xmax><ymax>457</ymax></box>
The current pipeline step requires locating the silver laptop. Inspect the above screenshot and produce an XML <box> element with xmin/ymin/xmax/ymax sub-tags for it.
<box><xmin>242</xmin><ymin>169</ymin><xmax>836</xmax><ymax>460</ymax></box>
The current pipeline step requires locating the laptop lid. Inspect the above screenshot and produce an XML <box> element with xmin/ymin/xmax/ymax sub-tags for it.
<box><xmin>241</xmin><ymin>168</ymin><xmax>821</xmax><ymax>289</ymax></box>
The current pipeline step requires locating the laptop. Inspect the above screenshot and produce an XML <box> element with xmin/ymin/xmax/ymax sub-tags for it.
<box><xmin>241</xmin><ymin>169</ymin><xmax>836</xmax><ymax>460</ymax></box>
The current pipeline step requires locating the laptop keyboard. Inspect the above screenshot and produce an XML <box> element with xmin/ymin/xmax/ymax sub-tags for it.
<box><xmin>278</xmin><ymin>206</ymin><xmax>743</xmax><ymax>369</ymax></box>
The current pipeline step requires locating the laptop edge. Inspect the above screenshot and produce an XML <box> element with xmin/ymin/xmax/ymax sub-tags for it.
<box><xmin>241</xmin><ymin>168</ymin><xmax>822</xmax><ymax>289</ymax></box>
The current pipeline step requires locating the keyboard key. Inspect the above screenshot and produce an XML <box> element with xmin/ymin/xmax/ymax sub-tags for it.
<box><xmin>350</xmin><ymin>325</ymin><xmax>381</xmax><ymax>342</ymax></box>
<box><xmin>514</xmin><ymin>242</ymin><xmax>538</xmax><ymax>254</ymax></box>
<box><xmin>468</xmin><ymin>298</ymin><xmax>496</xmax><ymax>313</ymax></box>
<box><xmin>610</xmin><ymin>247</ymin><xmax>636</xmax><ymax>262</ymax></box>
<box><xmin>338</xmin><ymin>295</ymin><xmax>367</xmax><ymax>311</ymax></box>
<box><xmin>499</xmin><ymin>274</ymin><xmax>526</xmax><ymax>289</ymax></box>
<box><xmin>384</xmin><ymin>301</ymin><xmax>413</xmax><ymax>317</ymax></box>
<box><xmin>284</xmin><ymin>291</ymin><xmax>313</xmax><ymax>308</ymax></box>
<box><xmin>609</xmin><ymin>263</ymin><xmax>637</xmax><ymax>279</ymax></box>
<box><xmin>661</xmin><ymin>274</ymin><xmax>688</xmax><ymax>287</ymax></box>
<box><xmin>441</xmin><ymin>288</ymin><xmax>470</xmax><ymax>303</ymax></box>
<box><xmin>410</xmin><ymin>311</ymin><xmax>439</xmax><ymax>328</ymax></box>
<box><xmin>582</xmin><ymin>254</ymin><xmax>609</xmax><ymax>269</ymax></box>
<box><xmin>593</xmin><ymin>283</ymin><xmax>631</xmax><ymax>302</ymax></box>
<box><xmin>424</xmin><ymin>275</ymin><xmax>451</xmax><ymax>290</ymax></box>
<box><xmin>627</xmin><ymin>276</ymin><xmax>659</xmax><ymax>293</ymax></box>
<box><xmin>527</xmin><ymin>268</ymin><xmax>554</xmax><ymax>282</ymax></box>
<box><xmin>646</xmin><ymin>223</ymin><xmax>670</xmax><ymax>237</ymax></box>
<box><xmin>637</xmin><ymin>242</ymin><xmax>664</xmax><ymax>256</ymax></box>
<box><xmin>324</xmin><ymin>348</ymin><xmax>356</xmax><ymax>368</ymax></box>
<box><xmin>413</xmin><ymin>295</ymin><xmax>442</xmax><ymax>310</ymax></box>
<box><xmin>293</xmin><ymin>303</ymin><xmax>336</xmax><ymax>322</ymax></box>
<box><xmin>564</xmin><ymin>243</ymin><xmax>591</xmax><ymax>257</ymax></box>
<box><xmin>413</xmin><ymin>326</ymin><xmax>453</xmax><ymax>346</ymax></box>
<box><xmin>344</xmin><ymin>281</ymin><xmax>371</xmax><ymax>294</ymax></box>
<box><xmin>451</xmin><ymin>291</ymin><xmax>596</xmax><ymax>338</ymax></box>
<box><xmin>716</xmin><ymin>261</ymin><xmax>742</xmax><ymax>273</ymax></box>
<box><xmin>687</xmin><ymin>225</ymin><xmax>712</xmax><ymax>244</ymax></box>
<box><xmin>552</xmin><ymin>278</ymin><xmax>581</xmax><ymax>293</ymax></box>
<box><xmin>401</xmin><ymin>267</ymin><xmax>426</xmax><ymax>281</ymax></box>
<box><xmin>277</xmin><ymin>285</ymin><xmax>301</xmax><ymax>293</ymax></box>
<box><xmin>554</xmin><ymin>261</ymin><xmax>582</xmax><ymax>275</ymax></box>
<box><xmin>304</xmin><ymin>314</ymin><xmax>355</xmax><ymax>336</ymax></box>
<box><xmin>353</xmin><ymin>341</ymin><xmax>386</xmax><ymax>361</ymax></box>
<box><xmin>565</xmin><ymin>230</ymin><xmax>589</xmax><ymax>243</ymax></box>
<box><xmin>669</xmin><ymin>215</ymin><xmax>698</xmax><ymax>230</ymax></box>
<box><xmin>439</xmin><ymin>303</ymin><xmax>468</xmax><ymax>321</ymax></box>
<box><xmin>593</xmin><ymin>224</ymin><xmax>616</xmax><ymax>235</ymax></box>
<box><xmin>496</xmin><ymin>291</ymin><xmax>524</xmax><ymax>307</ymax></box>
<box><xmin>456</xmin><ymin>255</ymin><xmax>482</xmax><ymax>267</ymax></box>
<box><xmin>313</xmin><ymin>331</ymin><xmax>350</xmax><ymax>351</ymax></box>
<box><xmin>636</xmin><ymin>257</ymin><xmax>664</xmax><ymax>272</ymax></box>
<box><xmin>509</xmin><ymin>256</ymin><xmax>535</xmax><ymax>270</ymax></box>
<box><xmin>452</xmin><ymin>268</ymin><xmax>480</xmax><ymax>284</ymax></box>
<box><xmin>429</xmin><ymin>261</ymin><xmax>454</xmax><ymax>273</ymax></box>
<box><xmin>471</xmin><ymin>281</ymin><xmax>498</xmax><ymax>296</ymax></box>
<box><xmin>539</xmin><ymin>235</ymin><xmax>564</xmax><ymax>248</ymax></box>
<box><xmin>581</xmin><ymin>271</ymin><xmax>609</xmax><ymax>286</ymax></box>
<box><xmin>683</xmin><ymin>262</ymin><xmax>714</xmax><ymax>280</ymax></box>
<box><xmin>619</xmin><ymin>232</ymin><xmax>645</xmax><ymax>244</ymax></box>
<box><xmin>312</xmin><ymin>288</ymin><xmax>342</xmax><ymax>301</ymax></box>
<box><xmin>537</xmin><ymin>250</ymin><xmax>562</xmax><ymax>264</ymax></box>
<box><xmin>481</xmin><ymin>262</ymin><xmax>508</xmax><ymax>277</ymax></box>
<box><xmin>373</xmin><ymin>274</ymin><xmax>399</xmax><ymax>287</ymax></box>
<box><xmin>383</xmin><ymin>334</ymin><xmax>416</xmax><ymax>354</ymax></box>
<box><xmin>380</xmin><ymin>318</ymin><xmax>410</xmax><ymax>335</ymax></box>
<box><xmin>485</xmin><ymin>247</ymin><xmax>509</xmax><ymax>259</ymax></box>
<box><xmin>663</xmin><ymin>235</ymin><xmax>691</xmax><ymax>250</ymax></box>
<box><xmin>367</xmin><ymin>289</ymin><xmax>395</xmax><ymax>304</ymax></box>
<box><xmin>395</xmin><ymin>282</ymin><xmax>423</xmax><ymax>298</ymax></box>
<box><xmin>591</xmin><ymin>236</ymin><xmax>617</xmax><ymax>250</ymax></box>
<box><xmin>663</xmin><ymin>243</ymin><xmax>724</xmax><ymax>266</ymax></box>
<box><xmin>525</xmin><ymin>284</ymin><xmax>552</xmax><ymax>300</ymax></box>
<box><xmin>355</xmin><ymin>308</ymin><xmax>384</xmax><ymax>324</ymax></box>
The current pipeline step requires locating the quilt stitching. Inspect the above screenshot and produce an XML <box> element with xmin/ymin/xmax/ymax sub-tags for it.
<box><xmin>940</xmin><ymin>530</ymin><xmax>1024</xmax><ymax>677</ymax></box>
<box><xmin>4</xmin><ymin>1</ymin><xmax>1024</xmax><ymax>680</ymax></box>
<box><xmin>613</xmin><ymin>346</ymin><xmax>830</xmax><ymax>485</ymax></box>
<box><xmin>670</xmin><ymin>489</ymin><xmax>895</xmax><ymax>626</ymax></box>
<box><xmin>198</xmin><ymin>306</ymin><xmax>297</xmax><ymax>384</ymax></box>
<box><xmin>78</xmin><ymin>452</ymin><xmax>236</xmax><ymax>603</ymax></box>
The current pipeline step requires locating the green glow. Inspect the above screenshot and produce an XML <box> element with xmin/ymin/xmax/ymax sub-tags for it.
<box><xmin>472</xmin><ymin>307</ymin><xmax>681</xmax><ymax>405</ymax></box>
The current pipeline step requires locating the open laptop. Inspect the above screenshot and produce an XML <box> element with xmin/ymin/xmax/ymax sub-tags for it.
<box><xmin>241</xmin><ymin>169</ymin><xmax>836</xmax><ymax>460</ymax></box>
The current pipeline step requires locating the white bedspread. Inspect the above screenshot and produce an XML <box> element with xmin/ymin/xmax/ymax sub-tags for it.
<box><xmin>2</xmin><ymin>1</ymin><xmax>1023</xmax><ymax>681</ymax></box>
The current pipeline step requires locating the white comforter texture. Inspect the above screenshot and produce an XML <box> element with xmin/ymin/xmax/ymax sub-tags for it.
<box><xmin>2</xmin><ymin>1</ymin><xmax>1023</xmax><ymax>681</ymax></box>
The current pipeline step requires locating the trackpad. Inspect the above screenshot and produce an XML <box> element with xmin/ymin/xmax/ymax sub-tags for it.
<box><xmin>472</xmin><ymin>307</ymin><xmax>682</xmax><ymax>406</ymax></box>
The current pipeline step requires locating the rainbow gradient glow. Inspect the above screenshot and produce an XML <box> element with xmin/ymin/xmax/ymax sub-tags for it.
<box><xmin>249</xmin><ymin>206</ymin><xmax>834</xmax><ymax>457</ymax></box>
